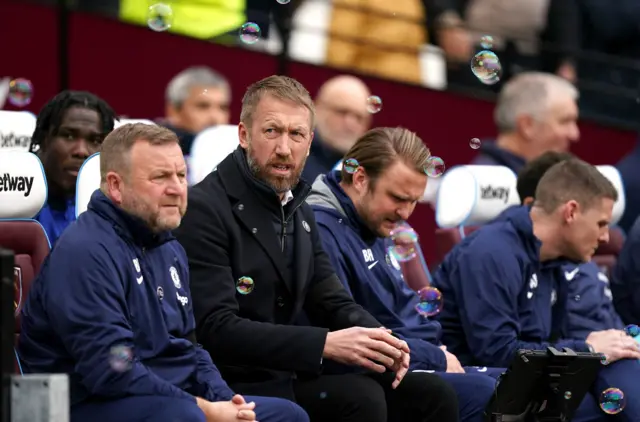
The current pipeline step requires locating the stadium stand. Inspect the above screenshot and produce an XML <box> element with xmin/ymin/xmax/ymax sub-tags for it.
<box><xmin>0</xmin><ymin>150</ymin><xmax>49</xmax><ymax>373</ymax></box>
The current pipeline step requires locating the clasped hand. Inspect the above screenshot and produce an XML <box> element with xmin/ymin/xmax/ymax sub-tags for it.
<box><xmin>197</xmin><ymin>394</ymin><xmax>258</xmax><ymax>422</ymax></box>
<box><xmin>324</xmin><ymin>326</ymin><xmax>410</xmax><ymax>388</ymax></box>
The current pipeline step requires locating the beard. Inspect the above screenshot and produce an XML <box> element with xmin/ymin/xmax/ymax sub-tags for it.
<box><xmin>246</xmin><ymin>143</ymin><xmax>306</xmax><ymax>194</ymax></box>
<box><xmin>121</xmin><ymin>188</ymin><xmax>184</xmax><ymax>232</ymax></box>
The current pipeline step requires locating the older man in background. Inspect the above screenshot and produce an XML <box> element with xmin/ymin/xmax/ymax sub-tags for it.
<box><xmin>472</xmin><ymin>72</ymin><xmax>580</xmax><ymax>172</ymax></box>
<box><xmin>302</xmin><ymin>75</ymin><xmax>372</xmax><ymax>182</ymax></box>
<box><xmin>160</xmin><ymin>66</ymin><xmax>232</xmax><ymax>158</ymax></box>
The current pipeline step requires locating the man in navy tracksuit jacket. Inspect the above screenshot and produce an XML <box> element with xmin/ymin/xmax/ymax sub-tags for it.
<box><xmin>433</xmin><ymin>159</ymin><xmax>640</xmax><ymax>422</ymax></box>
<box><xmin>18</xmin><ymin>123</ymin><xmax>307</xmax><ymax>422</ymax></box>
<box><xmin>305</xmin><ymin>126</ymin><xmax>501</xmax><ymax>422</ymax></box>
<box><xmin>512</xmin><ymin>151</ymin><xmax>625</xmax><ymax>340</ymax></box>
<box><xmin>612</xmin><ymin>215</ymin><xmax>640</xmax><ymax>325</ymax></box>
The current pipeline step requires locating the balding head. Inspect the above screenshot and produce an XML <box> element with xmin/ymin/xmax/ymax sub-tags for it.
<box><xmin>315</xmin><ymin>75</ymin><xmax>372</xmax><ymax>153</ymax></box>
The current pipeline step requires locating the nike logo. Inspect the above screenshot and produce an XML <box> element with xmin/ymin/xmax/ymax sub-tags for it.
<box><xmin>565</xmin><ymin>268</ymin><xmax>580</xmax><ymax>281</ymax></box>
<box><xmin>475</xmin><ymin>367</ymin><xmax>487</xmax><ymax>372</ymax></box>
<box><xmin>136</xmin><ymin>276</ymin><xmax>144</xmax><ymax>284</ymax></box>
<box><xmin>368</xmin><ymin>261</ymin><xmax>378</xmax><ymax>270</ymax></box>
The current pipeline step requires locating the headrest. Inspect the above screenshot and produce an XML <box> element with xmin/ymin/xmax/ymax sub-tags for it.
<box><xmin>75</xmin><ymin>153</ymin><xmax>101</xmax><ymax>218</ymax></box>
<box><xmin>0</xmin><ymin>111</ymin><xmax>36</xmax><ymax>152</ymax></box>
<box><xmin>0</xmin><ymin>151</ymin><xmax>47</xmax><ymax>219</ymax></box>
<box><xmin>188</xmin><ymin>125</ymin><xmax>239</xmax><ymax>185</ymax></box>
<box><xmin>114</xmin><ymin>118</ymin><xmax>156</xmax><ymax>129</ymax></box>
<box><xmin>596</xmin><ymin>165</ymin><xmax>625</xmax><ymax>226</ymax></box>
<box><xmin>436</xmin><ymin>165</ymin><xmax>520</xmax><ymax>228</ymax></box>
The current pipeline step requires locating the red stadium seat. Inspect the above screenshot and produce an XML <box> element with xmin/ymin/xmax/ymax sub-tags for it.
<box><xmin>0</xmin><ymin>150</ymin><xmax>49</xmax><ymax>373</ymax></box>
<box><xmin>433</xmin><ymin>165</ymin><xmax>519</xmax><ymax>264</ymax></box>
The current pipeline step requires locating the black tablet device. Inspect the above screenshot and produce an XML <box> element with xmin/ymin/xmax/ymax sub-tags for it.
<box><xmin>484</xmin><ymin>347</ymin><xmax>603</xmax><ymax>422</ymax></box>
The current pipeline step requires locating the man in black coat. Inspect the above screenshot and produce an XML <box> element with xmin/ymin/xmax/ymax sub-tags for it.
<box><xmin>174</xmin><ymin>75</ymin><xmax>460</xmax><ymax>422</ymax></box>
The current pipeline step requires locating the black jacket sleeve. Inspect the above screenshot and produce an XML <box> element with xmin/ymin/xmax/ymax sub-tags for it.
<box><xmin>301</xmin><ymin>207</ymin><xmax>382</xmax><ymax>331</ymax></box>
<box><xmin>175</xmin><ymin>190</ymin><xmax>330</xmax><ymax>373</ymax></box>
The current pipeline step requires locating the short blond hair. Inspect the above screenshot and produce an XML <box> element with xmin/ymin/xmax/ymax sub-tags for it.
<box><xmin>100</xmin><ymin>123</ymin><xmax>179</xmax><ymax>184</ymax></box>
<box><xmin>240</xmin><ymin>75</ymin><xmax>315</xmax><ymax>130</ymax></box>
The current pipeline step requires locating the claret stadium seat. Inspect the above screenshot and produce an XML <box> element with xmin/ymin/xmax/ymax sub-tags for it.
<box><xmin>0</xmin><ymin>150</ymin><xmax>50</xmax><ymax>373</ymax></box>
<box><xmin>433</xmin><ymin>165</ymin><xmax>519</xmax><ymax>264</ymax></box>
<box><xmin>188</xmin><ymin>124</ymin><xmax>239</xmax><ymax>185</ymax></box>
<box><xmin>0</xmin><ymin>110</ymin><xmax>36</xmax><ymax>152</ymax></box>
<box><xmin>75</xmin><ymin>152</ymin><xmax>101</xmax><ymax>218</ymax></box>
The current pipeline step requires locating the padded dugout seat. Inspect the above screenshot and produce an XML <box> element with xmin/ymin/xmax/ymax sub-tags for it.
<box><xmin>188</xmin><ymin>125</ymin><xmax>239</xmax><ymax>185</ymax></box>
<box><xmin>0</xmin><ymin>150</ymin><xmax>50</xmax><ymax>373</ymax></box>
<box><xmin>75</xmin><ymin>152</ymin><xmax>101</xmax><ymax>218</ymax></box>
<box><xmin>0</xmin><ymin>110</ymin><xmax>36</xmax><ymax>152</ymax></box>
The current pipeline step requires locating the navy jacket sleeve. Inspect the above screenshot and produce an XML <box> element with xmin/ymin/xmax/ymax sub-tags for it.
<box><xmin>316</xmin><ymin>221</ymin><xmax>447</xmax><ymax>371</ymax></box>
<box><xmin>45</xmin><ymin>242</ymin><xmax>195</xmax><ymax>402</ymax></box>
<box><xmin>611</xmin><ymin>226</ymin><xmax>640</xmax><ymax>325</ymax></box>
<box><xmin>194</xmin><ymin>345</ymin><xmax>234</xmax><ymax>401</ymax></box>
<box><xmin>451</xmin><ymin>248</ymin><xmax>588</xmax><ymax>367</ymax></box>
<box><xmin>302</xmin><ymin>211</ymin><xmax>382</xmax><ymax>331</ymax></box>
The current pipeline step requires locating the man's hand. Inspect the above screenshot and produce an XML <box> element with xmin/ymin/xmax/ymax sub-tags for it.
<box><xmin>323</xmin><ymin>326</ymin><xmax>410</xmax><ymax>384</ymax></box>
<box><xmin>197</xmin><ymin>396</ymin><xmax>257</xmax><ymax>422</ymax></box>
<box><xmin>586</xmin><ymin>329</ymin><xmax>640</xmax><ymax>363</ymax></box>
<box><xmin>440</xmin><ymin>345</ymin><xmax>465</xmax><ymax>373</ymax></box>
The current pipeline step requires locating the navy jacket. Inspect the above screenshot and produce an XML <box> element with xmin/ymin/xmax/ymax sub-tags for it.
<box><xmin>470</xmin><ymin>141</ymin><xmax>526</xmax><ymax>173</ymax></box>
<box><xmin>307</xmin><ymin>171</ymin><xmax>447</xmax><ymax>371</ymax></box>
<box><xmin>432</xmin><ymin>205</ymin><xmax>590</xmax><ymax>367</ymax></box>
<box><xmin>301</xmin><ymin>133</ymin><xmax>344</xmax><ymax>184</ymax></box>
<box><xmin>35</xmin><ymin>199</ymin><xmax>75</xmax><ymax>247</ymax></box>
<box><xmin>19</xmin><ymin>190</ymin><xmax>234</xmax><ymax>406</ymax></box>
<box><xmin>612</xmin><ymin>215</ymin><xmax>640</xmax><ymax>325</ymax></box>
<box><xmin>616</xmin><ymin>140</ymin><xmax>640</xmax><ymax>234</ymax></box>
<box><xmin>562</xmin><ymin>261</ymin><xmax>624</xmax><ymax>339</ymax></box>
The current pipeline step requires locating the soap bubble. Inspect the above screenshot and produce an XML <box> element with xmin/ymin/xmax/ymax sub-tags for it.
<box><xmin>8</xmin><ymin>78</ymin><xmax>34</xmax><ymax>107</ymax></box>
<box><xmin>599</xmin><ymin>388</ymin><xmax>625</xmax><ymax>415</ymax></box>
<box><xmin>276</xmin><ymin>0</ymin><xmax>291</xmax><ymax>3</ymax></box>
<box><xmin>470</xmin><ymin>138</ymin><xmax>481</xmax><ymax>150</ymax></box>
<box><xmin>471</xmin><ymin>51</ymin><xmax>502</xmax><ymax>85</ymax></box>
<box><xmin>624</xmin><ymin>324</ymin><xmax>640</xmax><ymax>337</ymax></box>
<box><xmin>109</xmin><ymin>345</ymin><xmax>133</xmax><ymax>372</ymax></box>
<box><xmin>344</xmin><ymin>158</ymin><xmax>359</xmax><ymax>174</ymax></box>
<box><xmin>366</xmin><ymin>96</ymin><xmax>382</xmax><ymax>114</ymax></box>
<box><xmin>236</xmin><ymin>276</ymin><xmax>255</xmax><ymax>294</ymax></box>
<box><xmin>424</xmin><ymin>156</ymin><xmax>445</xmax><ymax>178</ymax></box>
<box><xmin>388</xmin><ymin>225</ymin><xmax>419</xmax><ymax>262</ymax></box>
<box><xmin>564</xmin><ymin>391</ymin><xmax>572</xmax><ymax>400</ymax></box>
<box><xmin>479</xmin><ymin>35</ymin><xmax>494</xmax><ymax>49</ymax></box>
<box><xmin>415</xmin><ymin>287</ymin><xmax>444</xmax><ymax>317</ymax></box>
<box><xmin>600</xmin><ymin>354</ymin><xmax>609</xmax><ymax>366</ymax></box>
<box><xmin>239</xmin><ymin>22</ymin><xmax>261</xmax><ymax>44</ymax></box>
<box><xmin>147</xmin><ymin>3</ymin><xmax>173</xmax><ymax>32</ymax></box>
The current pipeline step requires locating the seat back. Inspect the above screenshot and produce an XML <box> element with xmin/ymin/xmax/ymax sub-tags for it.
<box><xmin>0</xmin><ymin>150</ymin><xmax>50</xmax><ymax>373</ymax></box>
<box><xmin>75</xmin><ymin>153</ymin><xmax>101</xmax><ymax>218</ymax></box>
<box><xmin>0</xmin><ymin>110</ymin><xmax>36</xmax><ymax>152</ymax></box>
<box><xmin>188</xmin><ymin>125</ymin><xmax>239</xmax><ymax>185</ymax></box>
<box><xmin>592</xmin><ymin>166</ymin><xmax>626</xmax><ymax>276</ymax></box>
<box><xmin>433</xmin><ymin>165</ymin><xmax>519</xmax><ymax>263</ymax></box>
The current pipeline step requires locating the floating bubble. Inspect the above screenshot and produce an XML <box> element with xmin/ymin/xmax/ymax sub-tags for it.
<box><xmin>276</xmin><ymin>0</ymin><xmax>291</xmax><ymax>3</ymax></box>
<box><xmin>600</xmin><ymin>354</ymin><xmax>609</xmax><ymax>366</ymax></box>
<box><xmin>109</xmin><ymin>345</ymin><xmax>133</xmax><ymax>372</ymax></box>
<box><xmin>479</xmin><ymin>35</ymin><xmax>494</xmax><ymax>49</ymax></box>
<box><xmin>624</xmin><ymin>324</ymin><xmax>640</xmax><ymax>337</ymax></box>
<box><xmin>599</xmin><ymin>388</ymin><xmax>626</xmax><ymax>415</ymax></box>
<box><xmin>344</xmin><ymin>158</ymin><xmax>359</xmax><ymax>174</ymax></box>
<box><xmin>470</xmin><ymin>138</ymin><xmax>481</xmax><ymax>150</ymax></box>
<box><xmin>470</xmin><ymin>51</ymin><xmax>502</xmax><ymax>85</ymax></box>
<box><xmin>424</xmin><ymin>156</ymin><xmax>445</xmax><ymax>178</ymax></box>
<box><xmin>366</xmin><ymin>95</ymin><xmax>383</xmax><ymax>114</ymax></box>
<box><xmin>239</xmin><ymin>22</ymin><xmax>261</xmax><ymax>44</ymax></box>
<box><xmin>236</xmin><ymin>276</ymin><xmax>255</xmax><ymax>295</ymax></box>
<box><xmin>319</xmin><ymin>392</ymin><xmax>327</xmax><ymax>399</ymax></box>
<box><xmin>564</xmin><ymin>391</ymin><xmax>572</xmax><ymax>400</ymax></box>
<box><xmin>147</xmin><ymin>3</ymin><xmax>173</xmax><ymax>32</ymax></box>
<box><xmin>388</xmin><ymin>225</ymin><xmax>419</xmax><ymax>262</ymax></box>
<box><xmin>8</xmin><ymin>78</ymin><xmax>33</xmax><ymax>107</ymax></box>
<box><xmin>415</xmin><ymin>287</ymin><xmax>444</xmax><ymax>317</ymax></box>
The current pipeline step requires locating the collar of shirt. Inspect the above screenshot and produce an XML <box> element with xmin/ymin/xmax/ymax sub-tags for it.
<box><xmin>281</xmin><ymin>190</ymin><xmax>294</xmax><ymax>206</ymax></box>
